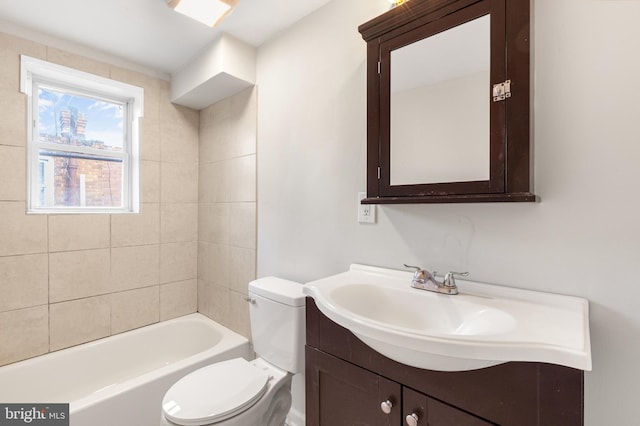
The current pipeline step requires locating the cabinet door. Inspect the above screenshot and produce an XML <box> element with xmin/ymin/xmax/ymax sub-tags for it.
<box><xmin>403</xmin><ymin>387</ymin><xmax>492</xmax><ymax>426</ymax></box>
<box><xmin>307</xmin><ymin>347</ymin><xmax>402</xmax><ymax>426</ymax></box>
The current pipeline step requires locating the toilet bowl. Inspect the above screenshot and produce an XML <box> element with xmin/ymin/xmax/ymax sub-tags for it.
<box><xmin>160</xmin><ymin>277</ymin><xmax>305</xmax><ymax>426</ymax></box>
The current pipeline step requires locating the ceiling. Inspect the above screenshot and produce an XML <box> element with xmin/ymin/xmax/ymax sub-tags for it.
<box><xmin>0</xmin><ymin>0</ymin><xmax>332</xmax><ymax>75</ymax></box>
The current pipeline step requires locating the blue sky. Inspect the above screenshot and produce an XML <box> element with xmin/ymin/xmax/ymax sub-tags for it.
<box><xmin>38</xmin><ymin>87</ymin><xmax>124</xmax><ymax>148</ymax></box>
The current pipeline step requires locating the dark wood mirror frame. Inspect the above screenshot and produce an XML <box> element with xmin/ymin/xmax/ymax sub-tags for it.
<box><xmin>359</xmin><ymin>0</ymin><xmax>536</xmax><ymax>204</ymax></box>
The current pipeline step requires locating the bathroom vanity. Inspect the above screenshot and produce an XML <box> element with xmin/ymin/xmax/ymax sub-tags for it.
<box><xmin>305</xmin><ymin>298</ymin><xmax>584</xmax><ymax>425</ymax></box>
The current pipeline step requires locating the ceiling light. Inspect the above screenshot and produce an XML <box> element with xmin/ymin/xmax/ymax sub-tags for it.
<box><xmin>168</xmin><ymin>0</ymin><xmax>238</xmax><ymax>27</ymax></box>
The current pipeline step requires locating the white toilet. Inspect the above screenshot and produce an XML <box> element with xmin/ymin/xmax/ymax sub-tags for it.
<box><xmin>161</xmin><ymin>277</ymin><xmax>305</xmax><ymax>426</ymax></box>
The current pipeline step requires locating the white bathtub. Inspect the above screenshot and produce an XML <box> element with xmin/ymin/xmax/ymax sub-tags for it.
<box><xmin>0</xmin><ymin>313</ymin><xmax>250</xmax><ymax>426</ymax></box>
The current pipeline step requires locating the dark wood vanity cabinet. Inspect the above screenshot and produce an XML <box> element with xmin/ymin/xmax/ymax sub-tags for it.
<box><xmin>305</xmin><ymin>298</ymin><xmax>584</xmax><ymax>426</ymax></box>
<box><xmin>402</xmin><ymin>387</ymin><xmax>492</xmax><ymax>426</ymax></box>
<box><xmin>307</xmin><ymin>348</ymin><xmax>402</xmax><ymax>425</ymax></box>
<box><xmin>307</xmin><ymin>348</ymin><xmax>491</xmax><ymax>426</ymax></box>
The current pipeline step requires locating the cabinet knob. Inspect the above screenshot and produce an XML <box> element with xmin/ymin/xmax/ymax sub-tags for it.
<box><xmin>406</xmin><ymin>413</ymin><xmax>419</xmax><ymax>426</ymax></box>
<box><xmin>380</xmin><ymin>400</ymin><xmax>393</xmax><ymax>414</ymax></box>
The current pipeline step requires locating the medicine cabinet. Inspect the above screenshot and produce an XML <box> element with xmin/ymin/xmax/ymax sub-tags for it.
<box><xmin>359</xmin><ymin>0</ymin><xmax>535</xmax><ymax>203</ymax></box>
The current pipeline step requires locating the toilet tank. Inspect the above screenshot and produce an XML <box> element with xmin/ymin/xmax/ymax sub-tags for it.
<box><xmin>248</xmin><ymin>277</ymin><xmax>305</xmax><ymax>374</ymax></box>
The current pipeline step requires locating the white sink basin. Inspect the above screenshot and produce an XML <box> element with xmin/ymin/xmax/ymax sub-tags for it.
<box><xmin>303</xmin><ymin>264</ymin><xmax>592</xmax><ymax>372</ymax></box>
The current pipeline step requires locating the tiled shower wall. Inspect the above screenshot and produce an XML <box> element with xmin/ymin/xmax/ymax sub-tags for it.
<box><xmin>0</xmin><ymin>32</ymin><xmax>199</xmax><ymax>366</ymax></box>
<box><xmin>197</xmin><ymin>87</ymin><xmax>257</xmax><ymax>340</ymax></box>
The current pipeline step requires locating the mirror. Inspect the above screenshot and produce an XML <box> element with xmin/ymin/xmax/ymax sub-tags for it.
<box><xmin>359</xmin><ymin>0</ymin><xmax>535</xmax><ymax>203</ymax></box>
<box><xmin>390</xmin><ymin>15</ymin><xmax>490</xmax><ymax>185</ymax></box>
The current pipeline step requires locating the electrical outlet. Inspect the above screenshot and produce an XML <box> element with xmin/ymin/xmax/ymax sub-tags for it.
<box><xmin>357</xmin><ymin>192</ymin><xmax>376</xmax><ymax>224</ymax></box>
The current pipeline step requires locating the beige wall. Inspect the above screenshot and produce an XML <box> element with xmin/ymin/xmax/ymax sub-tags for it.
<box><xmin>197</xmin><ymin>87</ymin><xmax>257</xmax><ymax>339</ymax></box>
<box><xmin>0</xmin><ymin>32</ymin><xmax>199</xmax><ymax>366</ymax></box>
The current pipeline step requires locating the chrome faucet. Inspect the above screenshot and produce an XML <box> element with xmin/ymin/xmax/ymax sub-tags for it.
<box><xmin>403</xmin><ymin>264</ymin><xmax>468</xmax><ymax>295</ymax></box>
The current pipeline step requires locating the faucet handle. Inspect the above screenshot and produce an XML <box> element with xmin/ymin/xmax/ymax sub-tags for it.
<box><xmin>403</xmin><ymin>264</ymin><xmax>432</xmax><ymax>284</ymax></box>
<box><xmin>403</xmin><ymin>264</ymin><xmax>421</xmax><ymax>272</ymax></box>
<box><xmin>443</xmin><ymin>271</ymin><xmax>469</xmax><ymax>287</ymax></box>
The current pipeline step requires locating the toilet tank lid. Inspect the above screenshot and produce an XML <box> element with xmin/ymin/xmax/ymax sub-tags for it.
<box><xmin>249</xmin><ymin>277</ymin><xmax>305</xmax><ymax>307</ymax></box>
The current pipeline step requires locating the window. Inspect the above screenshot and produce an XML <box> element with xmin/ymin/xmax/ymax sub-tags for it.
<box><xmin>20</xmin><ymin>55</ymin><xmax>144</xmax><ymax>213</ymax></box>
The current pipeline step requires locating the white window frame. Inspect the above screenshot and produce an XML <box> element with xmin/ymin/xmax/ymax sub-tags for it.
<box><xmin>20</xmin><ymin>55</ymin><xmax>144</xmax><ymax>214</ymax></box>
<box><xmin>38</xmin><ymin>156</ymin><xmax>55</xmax><ymax>207</ymax></box>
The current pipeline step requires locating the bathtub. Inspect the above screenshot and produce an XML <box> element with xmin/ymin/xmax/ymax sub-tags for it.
<box><xmin>0</xmin><ymin>313</ymin><xmax>250</xmax><ymax>426</ymax></box>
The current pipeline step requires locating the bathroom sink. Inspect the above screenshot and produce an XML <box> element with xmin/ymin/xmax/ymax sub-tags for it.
<box><xmin>303</xmin><ymin>264</ymin><xmax>591</xmax><ymax>372</ymax></box>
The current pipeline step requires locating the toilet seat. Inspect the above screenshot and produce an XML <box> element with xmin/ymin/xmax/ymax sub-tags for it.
<box><xmin>162</xmin><ymin>358</ymin><xmax>270</xmax><ymax>426</ymax></box>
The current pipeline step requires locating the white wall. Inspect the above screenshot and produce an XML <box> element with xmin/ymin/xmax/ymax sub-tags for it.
<box><xmin>256</xmin><ymin>0</ymin><xmax>640</xmax><ymax>424</ymax></box>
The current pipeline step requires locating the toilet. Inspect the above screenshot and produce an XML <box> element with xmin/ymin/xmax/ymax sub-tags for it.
<box><xmin>161</xmin><ymin>277</ymin><xmax>305</xmax><ymax>426</ymax></box>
